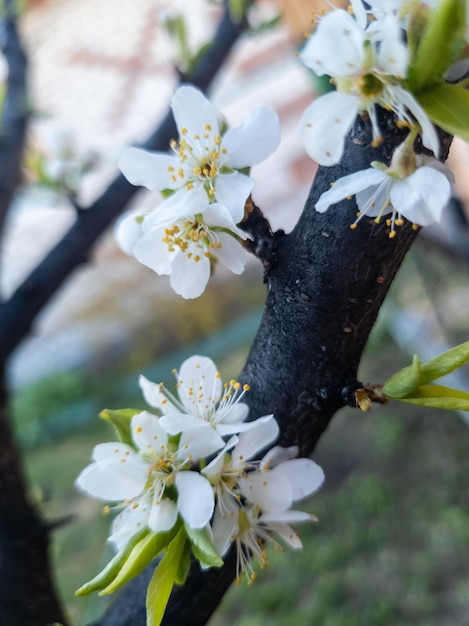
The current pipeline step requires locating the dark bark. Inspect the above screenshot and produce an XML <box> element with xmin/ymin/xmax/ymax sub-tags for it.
<box><xmin>0</xmin><ymin>0</ymin><xmax>28</xmax><ymax>263</ymax></box>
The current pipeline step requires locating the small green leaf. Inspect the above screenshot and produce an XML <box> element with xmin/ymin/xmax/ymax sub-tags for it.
<box><xmin>146</xmin><ymin>527</ymin><xmax>188</xmax><ymax>626</ymax></box>
<box><xmin>417</xmin><ymin>83</ymin><xmax>469</xmax><ymax>142</ymax></box>
<box><xmin>76</xmin><ymin>528</ymin><xmax>148</xmax><ymax>596</ymax></box>
<box><xmin>100</xmin><ymin>523</ymin><xmax>180</xmax><ymax>595</ymax></box>
<box><xmin>185</xmin><ymin>526</ymin><xmax>223</xmax><ymax>568</ymax></box>
<box><xmin>382</xmin><ymin>354</ymin><xmax>423</xmax><ymax>399</ymax></box>
<box><xmin>100</xmin><ymin>408</ymin><xmax>141</xmax><ymax>445</ymax></box>
<box><xmin>392</xmin><ymin>384</ymin><xmax>469</xmax><ymax>411</ymax></box>
<box><xmin>175</xmin><ymin>542</ymin><xmax>192</xmax><ymax>585</ymax></box>
<box><xmin>407</xmin><ymin>0</ymin><xmax>466</xmax><ymax>91</ymax></box>
<box><xmin>418</xmin><ymin>341</ymin><xmax>469</xmax><ymax>383</ymax></box>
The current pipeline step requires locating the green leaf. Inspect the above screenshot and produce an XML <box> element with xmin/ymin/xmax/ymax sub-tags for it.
<box><xmin>146</xmin><ymin>527</ymin><xmax>188</xmax><ymax>626</ymax></box>
<box><xmin>76</xmin><ymin>528</ymin><xmax>148</xmax><ymax>596</ymax></box>
<box><xmin>393</xmin><ymin>384</ymin><xmax>469</xmax><ymax>411</ymax></box>
<box><xmin>185</xmin><ymin>525</ymin><xmax>223</xmax><ymax>568</ymax></box>
<box><xmin>383</xmin><ymin>341</ymin><xmax>469</xmax><ymax>400</ymax></box>
<box><xmin>100</xmin><ymin>408</ymin><xmax>141</xmax><ymax>445</ymax></box>
<box><xmin>417</xmin><ymin>84</ymin><xmax>469</xmax><ymax>142</ymax></box>
<box><xmin>407</xmin><ymin>0</ymin><xmax>466</xmax><ymax>91</ymax></box>
<box><xmin>417</xmin><ymin>341</ymin><xmax>469</xmax><ymax>384</ymax></box>
<box><xmin>175</xmin><ymin>542</ymin><xmax>192</xmax><ymax>585</ymax></box>
<box><xmin>382</xmin><ymin>354</ymin><xmax>423</xmax><ymax>399</ymax></box>
<box><xmin>100</xmin><ymin>523</ymin><xmax>180</xmax><ymax>595</ymax></box>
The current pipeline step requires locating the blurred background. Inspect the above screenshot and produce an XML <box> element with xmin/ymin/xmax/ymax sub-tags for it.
<box><xmin>3</xmin><ymin>0</ymin><xmax>469</xmax><ymax>624</ymax></box>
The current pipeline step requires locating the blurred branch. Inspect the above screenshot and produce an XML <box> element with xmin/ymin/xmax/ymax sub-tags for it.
<box><xmin>0</xmin><ymin>2</ymin><xmax>249</xmax><ymax>370</ymax></box>
<box><xmin>0</xmin><ymin>0</ymin><xmax>28</xmax><ymax>252</ymax></box>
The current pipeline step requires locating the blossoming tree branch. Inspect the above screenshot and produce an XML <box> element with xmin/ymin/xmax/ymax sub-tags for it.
<box><xmin>1</xmin><ymin>0</ymin><xmax>469</xmax><ymax>625</ymax></box>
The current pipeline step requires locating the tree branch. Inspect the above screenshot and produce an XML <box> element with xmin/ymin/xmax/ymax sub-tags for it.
<box><xmin>94</xmin><ymin>113</ymin><xmax>453</xmax><ymax>625</ymax></box>
<box><xmin>0</xmin><ymin>0</ymin><xmax>28</xmax><ymax>253</ymax></box>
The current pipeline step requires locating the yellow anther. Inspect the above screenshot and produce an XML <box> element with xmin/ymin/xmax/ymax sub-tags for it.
<box><xmin>350</xmin><ymin>223</ymin><xmax>357</xmax><ymax>230</ymax></box>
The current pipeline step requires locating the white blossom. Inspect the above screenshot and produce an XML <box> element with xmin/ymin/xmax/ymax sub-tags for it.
<box><xmin>119</xmin><ymin>85</ymin><xmax>280</xmax><ymax>224</ymax></box>
<box><xmin>209</xmin><ymin>439</ymin><xmax>324</xmax><ymax>582</ymax></box>
<box><xmin>315</xmin><ymin>140</ymin><xmax>453</xmax><ymax>235</ymax></box>
<box><xmin>299</xmin><ymin>9</ymin><xmax>439</xmax><ymax>165</ymax></box>
<box><xmin>75</xmin><ymin>410</ymin><xmax>221</xmax><ymax>550</ymax></box>
<box><xmin>140</xmin><ymin>355</ymin><xmax>259</xmax><ymax>449</ymax></box>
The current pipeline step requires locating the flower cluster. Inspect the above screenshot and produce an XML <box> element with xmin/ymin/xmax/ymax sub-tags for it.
<box><xmin>117</xmin><ymin>86</ymin><xmax>280</xmax><ymax>298</ymax></box>
<box><xmin>299</xmin><ymin>0</ymin><xmax>468</xmax><ymax>235</ymax></box>
<box><xmin>76</xmin><ymin>356</ymin><xmax>324</xmax><ymax>593</ymax></box>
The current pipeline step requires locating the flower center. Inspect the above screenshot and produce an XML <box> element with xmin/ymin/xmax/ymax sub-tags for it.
<box><xmin>169</xmin><ymin>124</ymin><xmax>228</xmax><ymax>197</ymax></box>
<box><xmin>162</xmin><ymin>218</ymin><xmax>222</xmax><ymax>261</ymax></box>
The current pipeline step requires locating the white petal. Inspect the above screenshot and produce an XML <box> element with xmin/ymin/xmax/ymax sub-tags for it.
<box><xmin>142</xmin><ymin>185</ymin><xmax>208</xmax><ymax>231</ymax></box>
<box><xmin>169</xmin><ymin>249</ymin><xmax>211</xmax><ymax>299</ymax></box>
<box><xmin>260</xmin><ymin>509</ymin><xmax>314</xmax><ymax>524</ymax></box>
<box><xmin>203</xmin><ymin>203</ymin><xmax>247</xmax><ymax>238</ymax></box>
<box><xmin>159</xmin><ymin>413</ymin><xmax>207</xmax><ymax>434</ymax></box>
<box><xmin>390</xmin><ymin>166</ymin><xmax>451</xmax><ymax>225</ymax></box>
<box><xmin>263</xmin><ymin>522</ymin><xmax>303</xmax><ymax>549</ymax></box>
<box><xmin>178</xmin><ymin>426</ymin><xmax>224</xmax><ymax>461</ymax></box>
<box><xmin>214</xmin><ymin>173</ymin><xmax>254</xmax><ymax>223</ymax></box>
<box><xmin>300</xmin><ymin>10</ymin><xmax>364</xmax><ymax>77</ymax></box>
<box><xmin>393</xmin><ymin>86</ymin><xmax>440</xmax><ymax>157</ymax></box>
<box><xmin>217</xmin><ymin>401</ymin><xmax>250</xmax><ymax>425</ymax></box>
<box><xmin>355</xmin><ymin>181</ymin><xmax>390</xmax><ymax>217</ymax></box>
<box><xmin>171</xmin><ymin>86</ymin><xmax>220</xmax><ymax>142</ymax></box>
<box><xmin>148</xmin><ymin>497</ymin><xmax>178</xmax><ymax>533</ymax></box>
<box><xmin>272</xmin><ymin>459</ymin><xmax>325</xmax><ymax>502</ymax></box>
<box><xmin>376</xmin><ymin>15</ymin><xmax>408</xmax><ymax>78</ymax></box>
<box><xmin>108</xmin><ymin>493</ymin><xmax>152</xmax><ymax>550</ymax></box>
<box><xmin>239</xmin><ymin>468</ymin><xmax>292</xmax><ymax>512</ymax></box>
<box><xmin>232</xmin><ymin>414</ymin><xmax>278</xmax><ymax>464</ymax></box>
<box><xmin>315</xmin><ymin>167</ymin><xmax>385</xmax><ymax>213</ymax></box>
<box><xmin>119</xmin><ymin>147</ymin><xmax>179</xmax><ymax>191</ymax></box>
<box><xmin>349</xmin><ymin>0</ymin><xmax>367</xmax><ymax>29</ymax></box>
<box><xmin>215</xmin><ymin>232</ymin><xmax>248</xmax><ymax>275</ymax></box>
<box><xmin>91</xmin><ymin>441</ymin><xmax>136</xmax><ymax>462</ymax></box>
<box><xmin>175</xmin><ymin>471</ymin><xmax>215</xmax><ymax>529</ymax></box>
<box><xmin>300</xmin><ymin>92</ymin><xmax>358</xmax><ymax>166</ymax></box>
<box><xmin>211</xmin><ymin>500</ymin><xmax>239</xmax><ymax>557</ymax></box>
<box><xmin>139</xmin><ymin>375</ymin><xmax>179</xmax><ymax>413</ymax></box>
<box><xmin>222</xmin><ymin>107</ymin><xmax>281</xmax><ymax>168</ymax></box>
<box><xmin>114</xmin><ymin>209</ymin><xmax>145</xmax><ymax>255</ymax></box>
<box><xmin>133</xmin><ymin>227</ymin><xmax>173</xmax><ymax>275</ymax></box>
<box><xmin>261</xmin><ymin>445</ymin><xmax>299</xmax><ymax>468</ymax></box>
<box><xmin>75</xmin><ymin>454</ymin><xmax>148</xmax><ymax>501</ymax></box>
<box><xmin>131</xmin><ymin>411</ymin><xmax>169</xmax><ymax>455</ymax></box>
<box><xmin>177</xmin><ymin>355</ymin><xmax>221</xmax><ymax>413</ymax></box>
<box><xmin>202</xmin><ymin>435</ymin><xmax>238</xmax><ymax>480</ymax></box>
